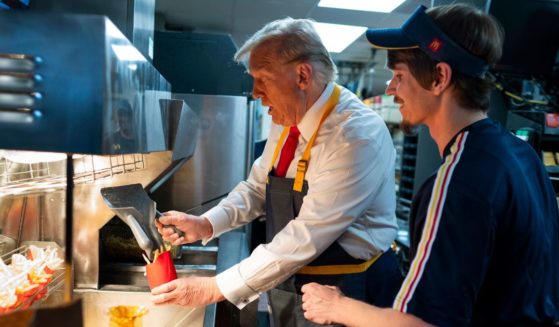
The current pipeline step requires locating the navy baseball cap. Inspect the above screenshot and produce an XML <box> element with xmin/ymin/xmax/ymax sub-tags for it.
<box><xmin>366</xmin><ymin>5</ymin><xmax>489</xmax><ymax>78</ymax></box>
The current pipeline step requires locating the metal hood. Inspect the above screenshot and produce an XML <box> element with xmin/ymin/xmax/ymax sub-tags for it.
<box><xmin>0</xmin><ymin>11</ymin><xmax>171</xmax><ymax>155</ymax></box>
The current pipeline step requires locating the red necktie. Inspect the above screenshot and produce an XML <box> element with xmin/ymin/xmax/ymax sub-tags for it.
<box><xmin>275</xmin><ymin>126</ymin><xmax>300</xmax><ymax>177</ymax></box>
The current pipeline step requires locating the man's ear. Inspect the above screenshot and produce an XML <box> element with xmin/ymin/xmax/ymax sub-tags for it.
<box><xmin>296</xmin><ymin>62</ymin><xmax>313</xmax><ymax>90</ymax></box>
<box><xmin>432</xmin><ymin>62</ymin><xmax>452</xmax><ymax>95</ymax></box>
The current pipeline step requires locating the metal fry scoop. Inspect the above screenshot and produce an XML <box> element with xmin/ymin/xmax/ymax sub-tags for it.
<box><xmin>100</xmin><ymin>183</ymin><xmax>165</xmax><ymax>260</ymax></box>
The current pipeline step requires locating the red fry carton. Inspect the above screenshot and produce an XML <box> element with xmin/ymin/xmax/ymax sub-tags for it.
<box><xmin>145</xmin><ymin>251</ymin><xmax>177</xmax><ymax>289</ymax></box>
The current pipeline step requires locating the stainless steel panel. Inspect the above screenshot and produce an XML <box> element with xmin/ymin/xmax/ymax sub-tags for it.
<box><xmin>101</xmin><ymin>245</ymin><xmax>217</xmax><ymax>289</ymax></box>
<box><xmin>131</xmin><ymin>0</ymin><xmax>156</xmax><ymax>60</ymax></box>
<box><xmin>160</xmin><ymin>99</ymin><xmax>199</xmax><ymax>162</ymax></box>
<box><xmin>0</xmin><ymin>12</ymin><xmax>169</xmax><ymax>154</ymax></box>
<box><xmin>75</xmin><ymin>289</ymin><xmax>206</xmax><ymax>327</ymax></box>
<box><xmin>72</xmin><ymin>152</ymin><xmax>176</xmax><ymax>289</ymax></box>
<box><xmin>29</xmin><ymin>0</ymin><xmax>155</xmax><ymax>61</ymax></box>
<box><xmin>0</xmin><ymin>152</ymin><xmax>174</xmax><ymax>288</ymax></box>
<box><xmin>154</xmin><ymin>94</ymin><xmax>252</xmax><ymax>213</ymax></box>
<box><xmin>0</xmin><ymin>95</ymin><xmax>198</xmax><ymax>289</ymax></box>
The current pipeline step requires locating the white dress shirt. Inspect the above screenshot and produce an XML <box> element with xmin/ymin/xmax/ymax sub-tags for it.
<box><xmin>203</xmin><ymin>82</ymin><xmax>397</xmax><ymax>308</ymax></box>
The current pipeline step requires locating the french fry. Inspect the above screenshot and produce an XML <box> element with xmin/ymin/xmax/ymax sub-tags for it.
<box><xmin>153</xmin><ymin>249</ymin><xmax>160</xmax><ymax>262</ymax></box>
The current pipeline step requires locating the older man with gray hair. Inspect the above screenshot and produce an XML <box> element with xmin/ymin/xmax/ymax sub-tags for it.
<box><xmin>152</xmin><ymin>17</ymin><xmax>402</xmax><ymax>326</ymax></box>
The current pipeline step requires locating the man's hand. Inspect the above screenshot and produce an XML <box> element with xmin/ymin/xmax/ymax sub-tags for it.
<box><xmin>150</xmin><ymin>276</ymin><xmax>225</xmax><ymax>307</ymax></box>
<box><xmin>301</xmin><ymin>282</ymin><xmax>345</xmax><ymax>325</ymax></box>
<box><xmin>154</xmin><ymin>211</ymin><xmax>213</xmax><ymax>245</ymax></box>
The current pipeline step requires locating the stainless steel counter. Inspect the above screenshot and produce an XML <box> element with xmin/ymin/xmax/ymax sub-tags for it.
<box><xmin>75</xmin><ymin>289</ymin><xmax>206</xmax><ymax>327</ymax></box>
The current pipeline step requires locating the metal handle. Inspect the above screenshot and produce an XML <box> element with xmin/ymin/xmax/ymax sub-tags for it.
<box><xmin>0</xmin><ymin>92</ymin><xmax>39</xmax><ymax>108</ymax></box>
<box><xmin>0</xmin><ymin>107</ymin><xmax>37</xmax><ymax>123</ymax></box>
<box><xmin>0</xmin><ymin>73</ymin><xmax>40</xmax><ymax>92</ymax></box>
<box><xmin>155</xmin><ymin>210</ymin><xmax>185</xmax><ymax>238</ymax></box>
<box><xmin>0</xmin><ymin>55</ymin><xmax>39</xmax><ymax>72</ymax></box>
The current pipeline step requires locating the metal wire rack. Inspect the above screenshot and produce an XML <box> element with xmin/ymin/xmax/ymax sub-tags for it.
<box><xmin>0</xmin><ymin>152</ymin><xmax>146</xmax><ymax>196</ymax></box>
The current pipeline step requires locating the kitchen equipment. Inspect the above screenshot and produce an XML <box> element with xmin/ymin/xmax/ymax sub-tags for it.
<box><xmin>0</xmin><ymin>12</ymin><xmax>171</xmax><ymax>154</ymax></box>
<box><xmin>100</xmin><ymin>184</ymin><xmax>164</xmax><ymax>260</ymax></box>
<box><xmin>152</xmin><ymin>32</ymin><xmax>254</xmax><ymax>216</ymax></box>
<box><xmin>0</xmin><ymin>9</ymin><xmax>252</xmax><ymax>326</ymax></box>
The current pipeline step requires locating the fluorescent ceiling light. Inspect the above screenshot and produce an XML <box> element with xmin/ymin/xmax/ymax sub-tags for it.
<box><xmin>314</xmin><ymin>22</ymin><xmax>367</xmax><ymax>53</ymax></box>
<box><xmin>318</xmin><ymin>0</ymin><xmax>405</xmax><ymax>13</ymax></box>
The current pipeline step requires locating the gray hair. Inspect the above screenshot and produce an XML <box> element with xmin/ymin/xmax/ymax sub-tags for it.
<box><xmin>234</xmin><ymin>17</ymin><xmax>338</xmax><ymax>83</ymax></box>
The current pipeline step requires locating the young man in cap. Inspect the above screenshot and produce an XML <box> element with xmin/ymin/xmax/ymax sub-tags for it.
<box><xmin>302</xmin><ymin>4</ymin><xmax>559</xmax><ymax>326</ymax></box>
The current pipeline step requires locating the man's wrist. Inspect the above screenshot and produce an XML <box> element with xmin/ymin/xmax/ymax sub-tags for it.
<box><xmin>209</xmin><ymin>277</ymin><xmax>225</xmax><ymax>302</ymax></box>
<box><xmin>334</xmin><ymin>295</ymin><xmax>355</xmax><ymax>325</ymax></box>
<box><xmin>201</xmin><ymin>216</ymin><xmax>214</xmax><ymax>239</ymax></box>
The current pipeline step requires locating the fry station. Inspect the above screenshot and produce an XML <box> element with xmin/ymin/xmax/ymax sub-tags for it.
<box><xmin>0</xmin><ymin>1</ymin><xmax>252</xmax><ymax>326</ymax></box>
<box><xmin>1</xmin><ymin>0</ymin><xmax>558</xmax><ymax>326</ymax></box>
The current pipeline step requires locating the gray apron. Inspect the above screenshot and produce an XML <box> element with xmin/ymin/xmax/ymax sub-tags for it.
<box><xmin>265</xmin><ymin>176</ymin><xmax>404</xmax><ymax>326</ymax></box>
<box><xmin>263</xmin><ymin>85</ymin><xmax>402</xmax><ymax>326</ymax></box>
<box><xmin>265</xmin><ymin>174</ymin><xmax>368</xmax><ymax>327</ymax></box>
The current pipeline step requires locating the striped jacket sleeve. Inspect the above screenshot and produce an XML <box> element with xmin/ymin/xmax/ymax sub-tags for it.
<box><xmin>393</xmin><ymin>132</ymin><xmax>494</xmax><ymax>326</ymax></box>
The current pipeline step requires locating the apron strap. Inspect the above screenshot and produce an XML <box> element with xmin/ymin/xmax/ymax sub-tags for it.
<box><xmin>269</xmin><ymin>127</ymin><xmax>290</xmax><ymax>174</ymax></box>
<box><xmin>267</xmin><ymin>84</ymin><xmax>342</xmax><ymax>192</ymax></box>
<box><xmin>297</xmin><ymin>251</ymin><xmax>382</xmax><ymax>275</ymax></box>
<box><xmin>293</xmin><ymin>84</ymin><xmax>341</xmax><ymax>192</ymax></box>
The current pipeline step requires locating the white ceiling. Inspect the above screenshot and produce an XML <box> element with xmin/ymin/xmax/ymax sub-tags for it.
<box><xmin>154</xmin><ymin>0</ymin><xmax>431</xmax><ymax>94</ymax></box>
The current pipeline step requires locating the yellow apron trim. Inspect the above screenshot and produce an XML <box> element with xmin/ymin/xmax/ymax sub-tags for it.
<box><xmin>267</xmin><ymin>84</ymin><xmax>342</xmax><ymax>192</ymax></box>
<box><xmin>293</xmin><ymin>84</ymin><xmax>341</xmax><ymax>192</ymax></box>
<box><xmin>297</xmin><ymin>251</ymin><xmax>382</xmax><ymax>275</ymax></box>
<box><xmin>269</xmin><ymin>128</ymin><xmax>290</xmax><ymax>170</ymax></box>
<box><xmin>266</xmin><ymin>127</ymin><xmax>290</xmax><ymax>185</ymax></box>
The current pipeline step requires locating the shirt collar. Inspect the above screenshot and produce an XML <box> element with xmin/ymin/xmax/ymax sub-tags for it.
<box><xmin>442</xmin><ymin>117</ymin><xmax>491</xmax><ymax>157</ymax></box>
<box><xmin>297</xmin><ymin>82</ymin><xmax>335</xmax><ymax>141</ymax></box>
